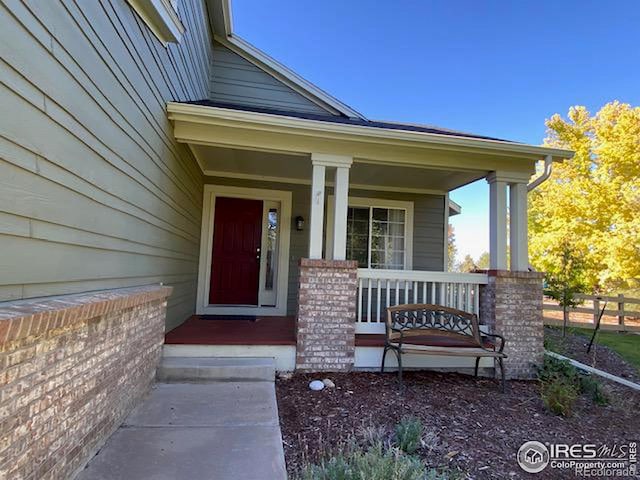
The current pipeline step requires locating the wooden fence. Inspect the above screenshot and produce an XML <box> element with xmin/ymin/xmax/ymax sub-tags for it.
<box><xmin>543</xmin><ymin>293</ymin><xmax>640</xmax><ymax>333</ymax></box>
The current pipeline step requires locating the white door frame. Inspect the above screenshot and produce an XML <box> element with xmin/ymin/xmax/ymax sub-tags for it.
<box><xmin>197</xmin><ymin>185</ymin><xmax>292</xmax><ymax>316</ymax></box>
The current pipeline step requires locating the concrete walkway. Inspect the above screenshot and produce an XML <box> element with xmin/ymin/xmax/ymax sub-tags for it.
<box><xmin>78</xmin><ymin>381</ymin><xmax>287</xmax><ymax>480</ymax></box>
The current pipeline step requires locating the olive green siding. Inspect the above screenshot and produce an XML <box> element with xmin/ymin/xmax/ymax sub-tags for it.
<box><xmin>210</xmin><ymin>41</ymin><xmax>335</xmax><ymax>116</ymax></box>
<box><xmin>0</xmin><ymin>0</ymin><xmax>211</xmax><ymax>330</ymax></box>
<box><xmin>204</xmin><ymin>176</ymin><xmax>446</xmax><ymax>315</ymax></box>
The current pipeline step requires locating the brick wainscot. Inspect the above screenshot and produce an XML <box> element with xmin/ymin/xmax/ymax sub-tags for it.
<box><xmin>479</xmin><ymin>270</ymin><xmax>545</xmax><ymax>379</ymax></box>
<box><xmin>0</xmin><ymin>285</ymin><xmax>172</xmax><ymax>480</ymax></box>
<box><xmin>296</xmin><ymin>259</ymin><xmax>358</xmax><ymax>372</ymax></box>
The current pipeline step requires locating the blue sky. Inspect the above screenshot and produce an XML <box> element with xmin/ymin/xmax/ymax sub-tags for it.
<box><xmin>233</xmin><ymin>0</ymin><xmax>640</xmax><ymax>262</ymax></box>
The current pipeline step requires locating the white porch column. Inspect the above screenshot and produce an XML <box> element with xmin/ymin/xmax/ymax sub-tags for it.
<box><xmin>332</xmin><ymin>165</ymin><xmax>351</xmax><ymax>260</ymax></box>
<box><xmin>509</xmin><ymin>182</ymin><xmax>528</xmax><ymax>271</ymax></box>
<box><xmin>487</xmin><ymin>172</ymin><xmax>508</xmax><ymax>270</ymax></box>
<box><xmin>308</xmin><ymin>156</ymin><xmax>326</xmax><ymax>259</ymax></box>
<box><xmin>309</xmin><ymin>154</ymin><xmax>353</xmax><ymax>260</ymax></box>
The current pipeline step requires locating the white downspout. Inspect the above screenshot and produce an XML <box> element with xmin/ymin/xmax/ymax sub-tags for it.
<box><xmin>526</xmin><ymin>154</ymin><xmax>553</xmax><ymax>271</ymax></box>
<box><xmin>527</xmin><ymin>154</ymin><xmax>553</xmax><ymax>191</ymax></box>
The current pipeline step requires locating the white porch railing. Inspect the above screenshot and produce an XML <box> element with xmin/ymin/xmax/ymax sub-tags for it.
<box><xmin>356</xmin><ymin>269</ymin><xmax>489</xmax><ymax>333</ymax></box>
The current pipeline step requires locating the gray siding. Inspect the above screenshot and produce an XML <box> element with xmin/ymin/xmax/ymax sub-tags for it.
<box><xmin>210</xmin><ymin>41</ymin><xmax>335</xmax><ymax>115</ymax></box>
<box><xmin>0</xmin><ymin>0</ymin><xmax>211</xmax><ymax>330</ymax></box>
<box><xmin>204</xmin><ymin>177</ymin><xmax>446</xmax><ymax>315</ymax></box>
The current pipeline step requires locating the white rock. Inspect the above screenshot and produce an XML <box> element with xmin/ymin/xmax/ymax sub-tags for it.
<box><xmin>278</xmin><ymin>372</ymin><xmax>293</xmax><ymax>380</ymax></box>
<box><xmin>309</xmin><ymin>380</ymin><xmax>325</xmax><ymax>391</ymax></box>
<box><xmin>322</xmin><ymin>378</ymin><xmax>335</xmax><ymax>388</ymax></box>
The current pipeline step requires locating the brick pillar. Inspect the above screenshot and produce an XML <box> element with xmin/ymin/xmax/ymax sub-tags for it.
<box><xmin>296</xmin><ymin>259</ymin><xmax>358</xmax><ymax>371</ymax></box>
<box><xmin>479</xmin><ymin>270</ymin><xmax>545</xmax><ymax>379</ymax></box>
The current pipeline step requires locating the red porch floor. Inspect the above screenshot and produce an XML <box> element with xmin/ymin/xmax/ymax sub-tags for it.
<box><xmin>165</xmin><ymin>315</ymin><xmax>386</xmax><ymax>347</ymax></box>
<box><xmin>165</xmin><ymin>315</ymin><xmax>297</xmax><ymax>345</ymax></box>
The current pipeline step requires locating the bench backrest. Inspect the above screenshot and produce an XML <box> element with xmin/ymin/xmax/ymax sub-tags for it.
<box><xmin>386</xmin><ymin>304</ymin><xmax>482</xmax><ymax>345</ymax></box>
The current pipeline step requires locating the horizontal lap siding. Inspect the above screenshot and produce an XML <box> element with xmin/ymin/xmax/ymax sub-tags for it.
<box><xmin>204</xmin><ymin>177</ymin><xmax>446</xmax><ymax>315</ymax></box>
<box><xmin>0</xmin><ymin>0</ymin><xmax>211</xmax><ymax>330</ymax></box>
<box><xmin>210</xmin><ymin>41</ymin><xmax>333</xmax><ymax>115</ymax></box>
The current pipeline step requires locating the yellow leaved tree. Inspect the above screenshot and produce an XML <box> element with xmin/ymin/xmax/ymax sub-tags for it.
<box><xmin>529</xmin><ymin>101</ymin><xmax>640</xmax><ymax>293</ymax></box>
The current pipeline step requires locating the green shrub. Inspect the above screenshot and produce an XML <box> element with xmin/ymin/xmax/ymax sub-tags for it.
<box><xmin>394</xmin><ymin>417</ymin><xmax>423</xmax><ymax>454</ymax></box>
<box><xmin>541</xmin><ymin>377</ymin><xmax>579</xmax><ymax>416</ymax></box>
<box><xmin>538</xmin><ymin>356</ymin><xmax>578</xmax><ymax>383</ymax></box>
<box><xmin>300</xmin><ymin>443</ymin><xmax>426</xmax><ymax>480</ymax></box>
<box><xmin>578</xmin><ymin>375</ymin><xmax>609</xmax><ymax>405</ymax></box>
<box><xmin>357</xmin><ymin>424</ymin><xmax>390</xmax><ymax>448</ymax></box>
<box><xmin>538</xmin><ymin>356</ymin><xmax>608</xmax><ymax>414</ymax></box>
<box><xmin>543</xmin><ymin>331</ymin><xmax>567</xmax><ymax>355</ymax></box>
<box><xmin>301</xmin><ymin>454</ymin><xmax>351</xmax><ymax>480</ymax></box>
<box><xmin>299</xmin><ymin>443</ymin><xmax>461</xmax><ymax>480</ymax></box>
<box><xmin>298</xmin><ymin>419</ymin><xmax>461</xmax><ymax>480</ymax></box>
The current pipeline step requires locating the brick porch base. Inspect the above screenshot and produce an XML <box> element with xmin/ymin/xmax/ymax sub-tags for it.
<box><xmin>479</xmin><ymin>270</ymin><xmax>545</xmax><ymax>379</ymax></box>
<box><xmin>296</xmin><ymin>259</ymin><xmax>358</xmax><ymax>371</ymax></box>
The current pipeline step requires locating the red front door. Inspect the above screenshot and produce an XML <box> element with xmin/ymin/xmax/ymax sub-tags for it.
<box><xmin>209</xmin><ymin>197</ymin><xmax>263</xmax><ymax>305</ymax></box>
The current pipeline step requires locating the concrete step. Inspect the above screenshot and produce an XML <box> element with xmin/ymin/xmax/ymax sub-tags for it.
<box><xmin>156</xmin><ymin>357</ymin><xmax>275</xmax><ymax>383</ymax></box>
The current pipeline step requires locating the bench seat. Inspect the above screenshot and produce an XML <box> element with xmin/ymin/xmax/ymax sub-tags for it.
<box><xmin>381</xmin><ymin>304</ymin><xmax>507</xmax><ymax>391</ymax></box>
<box><xmin>390</xmin><ymin>335</ymin><xmax>497</xmax><ymax>350</ymax></box>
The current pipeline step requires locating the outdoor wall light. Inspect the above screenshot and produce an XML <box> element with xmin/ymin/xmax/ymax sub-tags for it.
<box><xmin>295</xmin><ymin>216</ymin><xmax>305</xmax><ymax>231</ymax></box>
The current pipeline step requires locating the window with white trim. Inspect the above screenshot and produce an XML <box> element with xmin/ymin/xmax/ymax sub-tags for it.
<box><xmin>326</xmin><ymin>196</ymin><xmax>413</xmax><ymax>269</ymax></box>
<box><xmin>127</xmin><ymin>0</ymin><xmax>184</xmax><ymax>45</ymax></box>
<box><xmin>346</xmin><ymin>206</ymin><xmax>408</xmax><ymax>269</ymax></box>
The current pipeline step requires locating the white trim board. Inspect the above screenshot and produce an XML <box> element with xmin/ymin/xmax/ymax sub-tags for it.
<box><xmin>197</xmin><ymin>184</ymin><xmax>292</xmax><ymax>316</ymax></box>
<box><xmin>325</xmin><ymin>195</ymin><xmax>414</xmax><ymax>268</ymax></box>
<box><xmin>203</xmin><ymin>169</ymin><xmax>446</xmax><ymax>195</ymax></box>
<box><xmin>168</xmin><ymin>102</ymin><xmax>573</xmax><ymax>163</ymax></box>
<box><xmin>443</xmin><ymin>193</ymin><xmax>450</xmax><ymax>271</ymax></box>
<box><xmin>545</xmin><ymin>351</ymin><xmax>640</xmax><ymax>392</ymax></box>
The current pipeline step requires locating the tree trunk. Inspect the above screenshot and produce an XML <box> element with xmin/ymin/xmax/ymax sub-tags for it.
<box><xmin>562</xmin><ymin>306</ymin><xmax>569</xmax><ymax>337</ymax></box>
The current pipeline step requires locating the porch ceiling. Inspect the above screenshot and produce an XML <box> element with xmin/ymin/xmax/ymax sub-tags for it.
<box><xmin>192</xmin><ymin>144</ymin><xmax>486</xmax><ymax>192</ymax></box>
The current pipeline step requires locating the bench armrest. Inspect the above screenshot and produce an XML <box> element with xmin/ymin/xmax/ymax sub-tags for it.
<box><xmin>384</xmin><ymin>323</ymin><xmax>404</xmax><ymax>339</ymax></box>
<box><xmin>481</xmin><ymin>332</ymin><xmax>505</xmax><ymax>353</ymax></box>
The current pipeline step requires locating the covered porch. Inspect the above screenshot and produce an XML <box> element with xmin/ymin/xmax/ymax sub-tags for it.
<box><xmin>166</xmin><ymin>101</ymin><xmax>570</xmax><ymax>377</ymax></box>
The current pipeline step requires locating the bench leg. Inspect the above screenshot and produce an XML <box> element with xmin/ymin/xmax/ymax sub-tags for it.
<box><xmin>474</xmin><ymin>357</ymin><xmax>480</xmax><ymax>378</ymax></box>
<box><xmin>498</xmin><ymin>357</ymin><xmax>506</xmax><ymax>393</ymax></box>
<box><xmin>392</xmin><ymin>349</ymin><xmax>403</xmax><ymax>385</ymax></box>
<box><xmin>381</xmin><ymin>346</ymin><xmax>388</xmax><ymax>373</ymax></box>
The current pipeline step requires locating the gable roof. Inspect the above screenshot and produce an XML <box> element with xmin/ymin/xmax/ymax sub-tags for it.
<box><xmin>205</xmin><ymin>0</ymin><xmax>365</xmax><ymax>119</ymax></box>
<box><xmin>199</xmin><ymin>1</ymin><xmax>571</xmax><ymax>156</ymax></box>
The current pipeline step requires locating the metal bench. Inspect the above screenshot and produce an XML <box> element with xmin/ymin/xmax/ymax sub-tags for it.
<box><xmin>380</xmin><ymin>304</ymin><xmax>507</xmax><ymax>391</ymax></box>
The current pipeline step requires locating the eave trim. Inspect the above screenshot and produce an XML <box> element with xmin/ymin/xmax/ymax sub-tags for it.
<box><xmin>167</xmin><ymin>102</ymin><xmax>575</xmax><ymax>161</ymax></box>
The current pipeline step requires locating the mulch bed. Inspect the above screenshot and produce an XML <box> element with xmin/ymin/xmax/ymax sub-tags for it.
<box><xmin>545</xmin><ymin>326</ymin><xmax>640</xmax><ymax>383</ymax></box>
<box><xmin>276</xmin><ymin>371</ymin><xmax>639</xmax><ymax>479</ymax></box>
